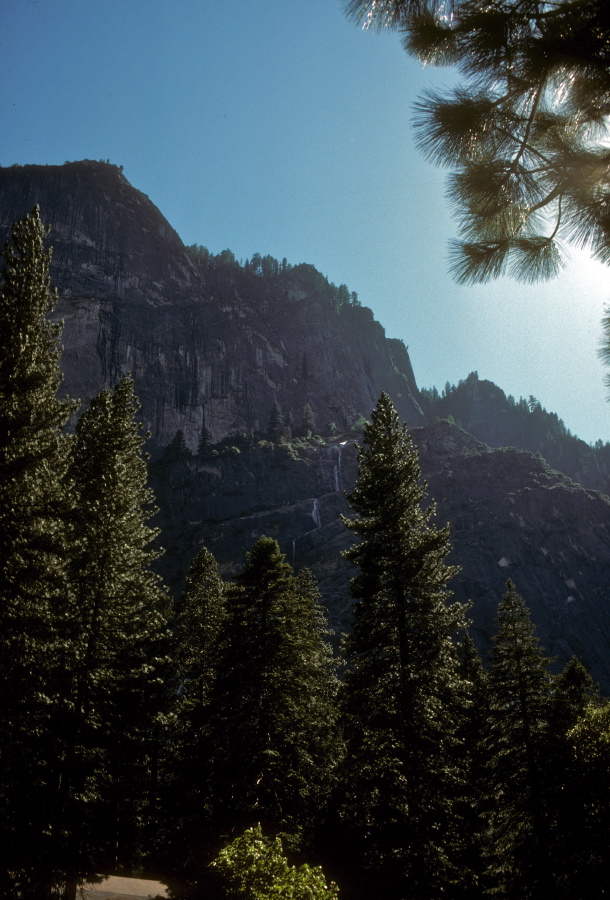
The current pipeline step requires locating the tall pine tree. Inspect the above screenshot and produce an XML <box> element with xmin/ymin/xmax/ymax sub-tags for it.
<box><xmin>162</xmin><ymin>546</ymin><xmax>226</xmax><ymax>887</ymax></box>
<box><xmin>205</xmin><ymin>538</ymin><xmax>340</xmax><ymax>849</ymax></box>
<box><xmin>339</xmin><ymin>392</ymin><xmax>467</xmax><ymax>899</ymax></box>
<box><xmin>0</xmin><ymin>207</ymin><xmax>77</xmax><ymax>899</ymax></box>
<box><xmin>56</xmin><ymin>377</ymin><xmax>171</xmax><ymax>898</ymax></box>
<box><xmin>484</xmin><ymin>580</ymin><xmax>554</xmax><ymax>898</ymax></box>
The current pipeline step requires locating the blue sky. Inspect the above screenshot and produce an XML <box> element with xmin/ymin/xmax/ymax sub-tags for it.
<box><xmin>2</xmin><ymin>0</ymin><xmax>609</xmax><ymax>443</ymax></box>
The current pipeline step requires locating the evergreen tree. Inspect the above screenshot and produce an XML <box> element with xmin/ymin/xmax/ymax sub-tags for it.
<box><xmin>339</xmin><ymin>391</ymin><xmax>466</xmax><ymax>898</ymax></box>
<box><xmin>454</xmin><ymin>632</ymin><xmax>489</xmax><ymax>899</ymax></box>
<box><xmin>484</xmin><ymin>580</ymin><xmax>554</xmax><ymax>898</ymax></box>
<box><xmin>300</xmin><ymin>403</ymin><xmax>316</xmax><ymax>438</ymax></box>
<box><xmin>0</xmin><ymin>207</ymin><xmax>77</xmax><ymax>898</ymax></box>
<box><xmin>163</xmin><ymin>547</ymin><xmax>226</xmax><ymax>884</ymax></box>
<box><xmin>57</xmin><ymin>377</ymin><xmax>171</xmax><ymax>897</ymax></box>
<box><xmin>267</xmin><ymin>403</ymin><xmax>285</xmax><ymax>443</ymax></box>
<box><xmin>561</xmin><ymin>701</ymin><xmax>610</xmax><ymax>898</ymax></box>
<box><xmin>544</xmin><ymin>659</ymin><xmax>603</xmax><ymax>899</ymax></box>
<box><xmin>174</xmin><ymin>546</ymin><xmax>226</xmax><ymax>720</ymax></box>
<box><xmin>205</xmin><ymin>538</ymin><xmax>340</xmax><ymax>849</ymax></box>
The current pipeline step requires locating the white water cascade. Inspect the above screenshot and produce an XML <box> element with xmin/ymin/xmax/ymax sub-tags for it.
<box><xmin>333</xmin><ymin>441</ymin><xmax>347</xmax><ymax>492</ymax></box>
<box><xmin>311</xmin><ymin>498</ymin><xmax>322</xmax><ymax>528</ymax></box>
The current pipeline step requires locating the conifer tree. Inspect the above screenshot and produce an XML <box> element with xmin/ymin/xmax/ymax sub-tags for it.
<box><xmin>163</xmin><ymin>546</ymin><xmax>226</xmax><ymax>883</ymax></box>
<box><xmin>484</xmin><ymin>580</ymin><xmax>554</xmax><ymax>898</ymax></box>
<box><xmin>454</xmin><ymin>633</ymin><xmax>489</xmax><ymax>899</ymax></box>
<box><xmin>561</xmin><ymin>701</ymin><xmax>610</xmax><ymax>898</ymax></box>
<box><xmin>205</xmin><ymin>538</ymin><xmax>340</xmax><ymax>848</ymax></box>
<box><xmin>543</xmin><ymin>659</ymin><xmax>602</xmax><ymax>899</ymax></box>
<box><xmin>0</xmin><ymin>207</ymin><xmax>77</xmax><ymax>897</ymax></box>
<box><xmin>339</xmin><ymin>391</ymin><xmax>466</xmax><ymax>898</ymax></box>
<box><xmin>345</xmin><ymin>1</ymin><xmax>610</xmax><ymax>284</ymax></box>
<box><xmin>57</xmin><ymin>377</ymin><xmax>171</xmax><ymax>897</ymax></box>
<box><xmin>174</xmin><ymin>546</ymin><xmax>226</xmax><ymax>721</ymax></box>
<box><xmin>267</xmin><ymin>403</ymin><xmax>285</xmax><ymax>443</ymax></box>
<box><xmin>300</xmin><ymin>403</ymin><xmax>316</xmax><ymax>438</ymax></box>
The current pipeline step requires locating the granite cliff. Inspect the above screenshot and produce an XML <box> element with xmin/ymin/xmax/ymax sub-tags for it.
<box><xmin>0</xmin><ymin>161</ymin><xmax>423</xmax><ymax>452</ymax></box>
<box><xmin>2</xmin><ymin>160</ymin><xmax>610</xmax><ymax>691</ymax></box>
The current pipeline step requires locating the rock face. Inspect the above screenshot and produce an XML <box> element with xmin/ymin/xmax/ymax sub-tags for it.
<box><xmin>421</xmin><ymin>371</ymin><xmax>610</xmax><ymax>493</ymax></box>
<box><xmin>151</xmin><ymin>422</ymin><xmax>610</xmax><ymax>692</ymax></box>
<box><xmin>2</xmin><ymin>160</ymin><xmax>610</xmax><ymax>692</ymax></box>
<box><xmin>0</xmin><ymin>161</ymin><xmax>423</xmax><ymax>453</ymax></box>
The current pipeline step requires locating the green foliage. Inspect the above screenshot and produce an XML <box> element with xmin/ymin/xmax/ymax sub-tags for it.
<box><xmin>339</xmin><ymin>391</ymin><xmax>467</xmax><ymax>897</ymax></box>
<box><xmin>267</xmin><ymin>403</ymin><xmax>285</xmax><ymax>443</ymax></box>
<box><xmin>210</xmin><ymin>825</ymin><xmax>339</xmax><ymax>900</ymax></box>
<box><xmin>454</xmin><ymin>632</ymin><xmax>490</xmax><ymax>897</ymax></box>
<box><xmin>349</xmin><ymin>412</ymin><xmax>369</xmax><ymax>433</ymax></box>
<box><xmin>543</xmin><ymin>700</ymin><xmax>610</xmax><ymax>898</ymax></box>
<box><xmin>346</xmin><ymin>0</ymin><xmax>610</xmax><ymax>283</ymax></box>
<box><xmin>163</xmin><ymin>547</ymin><xmax>226</xmax><ymax>883</ymax></box>
<box><xmin>484</xmin><ymin>580</ymin><xmax>555</xmax><ymax>896</ymax></box>
<box><xmin>58</xmin><ymin>376</ymin><xmax>171</xmax><ymax>884</ymax></box>
<box><xmin>204</xmin><ymin>538</ymin><xmax>341</xmax><ymax>845</ymax></box>
<box><xmin>174</xmin><ymin>547</ymin><xmax>226</xmax><ymax>706</ymax></box>
<box><xmin>300</xmin><ymin>403</ymin><xmax>316</xmax><ymax>438</ymax></box>
<box><xmin>0</xmin><ymin>206</ymin><xmax>78</xmax><ymax>896</ymax></box>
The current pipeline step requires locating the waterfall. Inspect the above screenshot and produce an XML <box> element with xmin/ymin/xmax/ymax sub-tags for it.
<box><xmin>311</xmin><ymin>498</ymin><xmax>322</xmax><ymax>528</ymax></box>
<box><xmin>333</xmin><ymin>442</ymin><xmax>345</xmax><ymax>492</ymax></box>
<box><xmin>333</xmin><ymin>441</ymin><xmax>347</xmax><ymax>492</ymax></box>
<box><xmin>292</xmin><ymin>538</ymin><xmax>296</xmax><ymax>566</ymax></box>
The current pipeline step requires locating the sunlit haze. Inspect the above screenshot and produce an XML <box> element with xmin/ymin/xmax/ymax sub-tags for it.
<box><xmin>2</xmin><ymin>0</ymin><xmax>609</xmax><ymax>443</ymax></box>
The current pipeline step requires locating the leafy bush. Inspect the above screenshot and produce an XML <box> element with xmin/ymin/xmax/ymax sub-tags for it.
<box><xmin>210</xmin><ymin>825</ymin><xmax>339</xmax><ymax>900</ymax></box>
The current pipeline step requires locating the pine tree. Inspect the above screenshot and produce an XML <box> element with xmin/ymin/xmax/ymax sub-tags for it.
<box><xmin>339</xmin><ymin>391</ymin><xmax>466</xmax><ymax>898</ymax></box>
<box><xmin>0</xmin><ymin>207</ymin><xmax>77</xmax><ymax>898</ymax></box>
<box><xmin>57</xmin><ymin>377</ymin><xmax>171</xmax><ymax>897</ymax></box>
<box><xmin>544</xmin><ymin>658</ymin><xmax>602</xmax><ymax>899</ymax></box>
<box><xmin>300</xmin><ymin>403</ymin><xmax>316</xmax><ymax>438</ymax></box>
<box><xmin>267</xmin><ymin>403</ymin><xmax>285</xmax><ymax>443</ymax></box>
<box><xmin>454</xmin><ymin>632</ymin><xmax>489</xmax><ymax>899</ymax></box>
<box><xmin>205</xmin><ymin>538</ymin><xmax>340</xmax><ymax>848</ymax></box>
<box><xmin>174</xmin><ymin>546</ymin><xmax>226</xmax><ymax>720</ymax></box>
<box><xmin>345</xmin><ymin>1</ymin><xmax>610</xmax><ymax>284</ymax></box>
<box><xmin>562</xmin><ymin>701</ymin><xmax>610</xmax><ymax>898</ymax></box>
<box><xmin>163</xmin><ymin>547</ymin><xmax>226</xmax><ymax>884</ymax></box>
<box><xmin>484</xmin><ymin>580</ymin><xmax>554</xmax><ymax>898</ymax></box>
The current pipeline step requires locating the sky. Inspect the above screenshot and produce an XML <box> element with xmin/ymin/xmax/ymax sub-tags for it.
<box><xmin>2</xmin><ymin>0</ymin><xmax>610</xmax><ymax>444</ymax></box>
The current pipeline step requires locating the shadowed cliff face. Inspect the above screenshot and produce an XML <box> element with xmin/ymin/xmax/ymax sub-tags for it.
<box><xmin>2</xmin><ymin>161</ymin><xmax>610</xmax><ymax>692</ymax></box>
<box><xmin>151</xmin><ymin>422</ymin><xmax>610</xmax><ymax>693</ymax></box>
<box><xmin>421</xmin><ymin>371</ymin><xmax>610</xmax><ymax>494</ymax></box>
<box><xmin>0</xmin><ymin>161</ymin><xmax>423</xmax><ymax>451</ymax></box>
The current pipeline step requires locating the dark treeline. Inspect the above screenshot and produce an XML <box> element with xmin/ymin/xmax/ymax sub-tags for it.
<box><xmin>186</xmin><ymin>243</ymin><xmax>364</xmax><ymax>313</ymax></box>
<box><xmin>2</xmin><ymin>210</ymin><xmax>610</xmax><ymax>900</ymax></box>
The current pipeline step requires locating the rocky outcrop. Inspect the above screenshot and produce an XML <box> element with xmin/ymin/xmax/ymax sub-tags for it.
<box><xmin>420</xmin><ymin>422</ymin><xmax>610</xmax><ymax>688</ymax></box>
<box><xmin>0</xmin><ymin>161</ymin><xmax>423</xmax><ymax>452</ymax></box>
<box><xmin>422</xmin><ymin>371</ymin><xmax>610</xmax><ymax>493</ymax></box>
